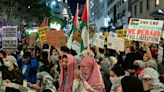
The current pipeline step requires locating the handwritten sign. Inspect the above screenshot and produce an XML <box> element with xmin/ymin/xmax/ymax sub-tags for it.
<box><xmin>2</xmin><ymin>26</ymin><xmax>17</xmax><ymax>49</ymax></box>
<box><xmin>46</xmin><ymin>31</ymin><xmax>66</xmax><ymax>46</ymax></box>
<box><xmin>127</xmin><ymin>18</ymin><xmax>163</xmax><ymax>44</ymax></box>
<box><xmin>107</xmin><ymin>37</ymin><xmax>125</xmax><ymax>52</ymax></box>
<box><xmin>38</xmin><ymin>26</ymin><xmax>48</xmax><ymax>43</ymax></box>
<box><xmin>93</xmin><ymin>33</ymin><xmax>105</xmax><ymax>49</ymax></box>
<box><xmin>117</xmin><ymin>29</ymin><xmax>132</xmax><ymax>47</ymax></box>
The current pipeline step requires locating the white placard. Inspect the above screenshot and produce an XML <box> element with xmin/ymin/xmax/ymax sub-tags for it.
<box><xmin>127</xmin><ymin>18</ymin><xmax>163</xmax><ymax>44</ymax></box>
<box><xmin>107</xmin><ymin>37</ymin><xmax>125</xmax><ymax>52</ymax></box>
<box><xmin>92</xmin><ymin>33</ymin><xmax>105</xmax><ymax>49</ymax></box>
<box><xmin>2</xmin><ymin>26</ymin><xmax>18</xmax><ymax>49</ymax></box>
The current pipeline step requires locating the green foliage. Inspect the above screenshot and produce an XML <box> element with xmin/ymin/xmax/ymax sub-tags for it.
<box><xmin>0</xmin><ymin>0</ymin><xmax>53</xmax><ymax>26</ymax></box>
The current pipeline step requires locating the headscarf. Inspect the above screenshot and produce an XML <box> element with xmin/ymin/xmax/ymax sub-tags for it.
<box><xmin>121</xmin><ymin>76</ymin><xmax>144</xmax><ymax>92</ymax></box>
<box><xmin>139</xmin><ymin>67</ymin><xmax>164</xmax><ymax>89</ymax></box>
<box><xmin>80</xmin><ymin>56</ymin><xmax>105</xmax><ymax>92</ymax></box>
<box><xmin>145</xmin><ymin>60</ymin><xmax>158</xmax><ymax>70</ymax></box>
<box><xmin>59</xmin><ymin>54</ymin><xmax>77</xmax><ymax>92</ymax></box>
<box><xmin>6</xmin><ymin>55</ymin><xmax>18</xmax><ymax>67</ymax></box>
<box><xmin>134</xmin><ymin>60</ymin><xmax>145</xmax><ymax>68</ymax></box>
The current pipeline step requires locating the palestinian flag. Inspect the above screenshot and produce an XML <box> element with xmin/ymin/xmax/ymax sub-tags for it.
<box><xmin>80</xmin><ymin>0</ymin><xmax>89</xmax><ymax>51</ymax></box>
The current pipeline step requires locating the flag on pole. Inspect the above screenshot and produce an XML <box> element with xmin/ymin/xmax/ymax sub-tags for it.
<box><xmin>80</xmin><ymin>0</ymin><xmax>89</xmax><ymax>51</ymax></box>
<box><xmin>72</xmin><ymin>4</ymin><xmax>81</xmax><ymax>42</ymax></box>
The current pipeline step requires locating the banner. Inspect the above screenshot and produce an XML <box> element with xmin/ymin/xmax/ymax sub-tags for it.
<box><xmin>107</xmin><ymin>37</ymin><xmax>125</xmax><ymax>52</ymax></box>
<box><xmin>2</xmin><ymin>26</ymin><xmax>17</xmax><ymax>49</ymax></box>
<box><xmin>117</xmin><ymin>29</ymin><xmax>132</xmax><ymax>47</ymax></box>
<box><xmin>127</xmin><ymin>18</ymin><xmax>163</xmax><ymax>44</ymax></box>
<box><xmin>38</xmin><ymin>26</ymin><xmax>48</xmax><ymax>43</ymax></box>
<box><xmin>46</xmin><ymin>31</ymin><xmax>66</xmax><ymax>46</ymax></box>
<box><xmin>93</xmin><ymin>33</ymin><xmax>105</xmax><ymax>49</ymax></box>
<box><xmin>158</xmin><ymin>46</ymin><xmax>163</xmax><ymax>63</ymax></box>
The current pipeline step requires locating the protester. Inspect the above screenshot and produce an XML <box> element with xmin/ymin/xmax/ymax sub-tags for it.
<box><xmin>58</xmin><ymin>54</ymin><xmax>77</xmax><ymax>92</ymax></box>
<box><xmin>17</xmin><ymin>51</ymin><xmax>39</xmax><ymax>84</ymax></box>
<box><xmin>2</xmin><ymin>56</ymin><xmax>24</xmax><ymax>92</ymax></box>
<box><xmin>73</xmin><ymin>56</ymin><xmax>105</xmax><ymax>92</ymax></box>
<box><xmin>38</xmin><ymin>51</ymin><xmax>53</xmax><ymax>73</ymax></box>
<box><xmin>109</xmin><ymin>65</ymin><xmax>125</xmax><ymax>92</ymax></box>
<box><xmin>133</xmin><ymin>60</ymin><xmax>145</xmax><ymax>75</ymax></box>
<box><xmin>117</xmin><ymin>76</ymin><xmax>144</xmax><ymax>92</ymax></box>
<box><xmin>140</xmin><ymin>67</ymin><xmax>164</xmax><ymax>91</ymax></box>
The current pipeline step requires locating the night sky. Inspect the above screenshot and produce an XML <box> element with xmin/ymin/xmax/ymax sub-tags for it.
<box><xmin>68</xmin><ymin>0</ymin><xmax>86</xmax><ymax>16</ymax></box>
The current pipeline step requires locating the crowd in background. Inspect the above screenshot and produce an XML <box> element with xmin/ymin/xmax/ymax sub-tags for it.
<box><xmin>0</xmin><ymin>38</ymin><xmax>164</xmax><ymax>92</ymax></box>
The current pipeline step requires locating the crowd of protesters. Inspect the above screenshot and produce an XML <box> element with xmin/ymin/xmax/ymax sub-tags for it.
<box><xmin>0</xmin><ymin>38</ymin><xmax>164</xmax><ymax>92</ymax></box>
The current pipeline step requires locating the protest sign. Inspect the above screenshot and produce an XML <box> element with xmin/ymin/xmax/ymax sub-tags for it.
<box><xmin>117</xmin><ymin>29</ymin><xmax>132</xmax><ymax>47</ymax></box>
<box><xmin>107</xmin><ymin>37</ymin><xmax>125</xmax><ymax>52</ymax></box>
<box><xmin>92</xmin><ymin>33</ymin><xmax>105</xmax><ymax>49</ymax></box>
<box><xmin>158</xmin><ymin>46</ymin><xmax>163</xmax><ymax>63</ymax></box>
<box><xmin>38</xmin><ymin>26</ymin><xmax>48</xmax><ymax>43</ymax></box>
<box><xmin>2</xmin><ymin>26</ymin><xmax>17</xmax><ymax>49</ymax></box>
<box><xmin>127</xmin><ymin>18</ymin><xmax>163</xmax><ymax>44</ymax></box>
<box><xmin>46</xmin><ymin>31</ymin><xmax>66</xmax><ymax>46</ymax></box>
<box><xmin>117</xmin><ymin>29</ymin><xmax>127</xmax><ymax>38</ymax></box>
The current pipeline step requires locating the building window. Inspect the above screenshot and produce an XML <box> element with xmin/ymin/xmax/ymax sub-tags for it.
<box><xmin>134</xmin><ymin>5</ymin><xmax>137</xmax><ymax>16</ymax></box>
<box><xmin>155</xmin><ymin>0</ymin><xmax>159</xmax><ymax>6</ymax></box>
<box><xmin>122</xmin><ymin>9</ymin><xmax>126</xmax><ymax>16</ymax></box>
<box><xmin>140</xmin><ymin>1</ymin><xmax>143</xmax><ymax>13</ymax></box>
<box><xmin>146</xmin><ymin>0</ymin><xmax>150</xmax><ymax>10</ymax></box>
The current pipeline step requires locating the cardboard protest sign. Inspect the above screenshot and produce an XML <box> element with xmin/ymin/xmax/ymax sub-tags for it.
<box><xmin>46</xmin><ymin>31</ymin><xmax>66</xmax><ymax>46</ymax></box>
<box><xmin>2</xmin><ymin>26</ymin><xmax>17</xmax><ymax>49</ymax></box>
<box><xmin>158</xmin><ymin>46</ymin><xmax>163</xmax><ymax>63</ymax></box>
<box><xmin>127</xmin><ymin>18</ymin><xmax>163</xmax><ymax>44</ymax></box>
<box><xmin>38</xmin><ymin>26</ymin><xmax>48</xmax><ymax>43</ymax></box>
<box><xmin>107</xmin><ymin>37</ymin><xmax>125</xmax><ymax>52</ymax></box>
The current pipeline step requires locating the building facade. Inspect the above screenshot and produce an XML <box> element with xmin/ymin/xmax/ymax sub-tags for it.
<box><xmin>89</xmin><ymin>0</ymin><xmax>109</xmax><ymax>31</ymax></box>
<box><xmin>108</xmin><ymin>0</ymin><xmax>131</xmax><ymax>28</ymax></box>
<box><xmin>131</xmin><ymin>0</ymin><xmax>164</xmax><ymax>19</ymax></box>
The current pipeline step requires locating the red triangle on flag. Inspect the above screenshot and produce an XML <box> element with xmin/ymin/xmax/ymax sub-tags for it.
<box><xmin>39</xmin><ymin>18</ymin><xmax>48</xmax><ymax>28</ymax></box>
<box><xmin>82</xmin><ymin>0</ymin><xmax>88</xmax><ymax>24</ymax></box>
<box><xmin>73</xmin><ymin>5</ymin><xmax>78</xmax><ymax>27</ymax></box>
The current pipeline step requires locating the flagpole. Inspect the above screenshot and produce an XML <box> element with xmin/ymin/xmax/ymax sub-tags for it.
<box><xmin>87</xmin><ymin>0</ymin><xmax>90</xmax><ymax>49</ymax></box>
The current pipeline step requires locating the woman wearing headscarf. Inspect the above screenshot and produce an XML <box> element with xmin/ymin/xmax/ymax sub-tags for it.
<box><xmin>73</xmin><ymin>56</ymin><xmax>105</xmax><ymax>92</ymax></box>
<box><xmin>117</xmin><ymin>76</ymin><xmax>144</xmax><ymax>92</ymax></box>
<box><xmin>58</xmin><ymin>54</ymin><xmax>77</xmax><ymax>92</ymax></box>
